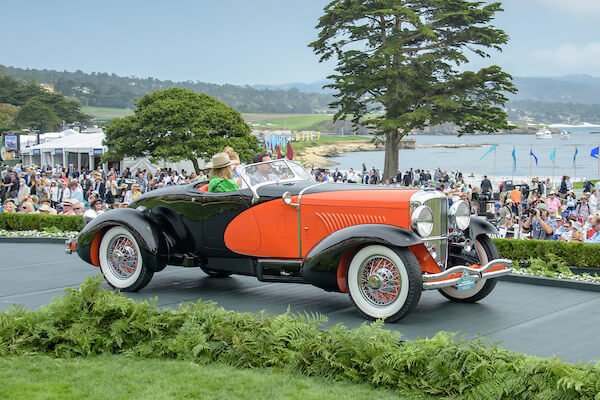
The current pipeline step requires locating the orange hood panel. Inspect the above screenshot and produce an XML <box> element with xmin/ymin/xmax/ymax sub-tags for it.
<box><xmin>225</xmin><ymin>188</ymin><xmax>419</xmax><ymax>259</ymax></box>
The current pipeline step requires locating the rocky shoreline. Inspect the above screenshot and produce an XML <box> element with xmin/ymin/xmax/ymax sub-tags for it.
<box><xmin>296</xmin><ymin>139</ymin><xmax>490</xmax><ymax>167</ymax></box>
<box><xmin>297</xmin><ymin>140</ymin><xmax>379</xmax><ymax>167</ymax></box>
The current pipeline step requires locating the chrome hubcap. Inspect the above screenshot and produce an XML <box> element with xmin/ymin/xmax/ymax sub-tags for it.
<box><xmin>359</xmin><ymin>256</ymin><xmax>401</xmax><ymax>307</ymax></box>
<box><xmin>107</xmin><ymin>235</ymin><xmax>138</xmax><ymax>279</ymax></box>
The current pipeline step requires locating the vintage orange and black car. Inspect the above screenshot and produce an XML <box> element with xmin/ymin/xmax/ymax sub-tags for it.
<box><xmin>67</xmin><ymin>159</ymin><xmax>512</xmax><ymax>321</ymax></box>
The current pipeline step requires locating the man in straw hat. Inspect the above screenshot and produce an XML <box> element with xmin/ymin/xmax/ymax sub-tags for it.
<box><xmin>207</xmin><ymin>152</ymin><xmax>239</xmax><ymax>193</ymax></box>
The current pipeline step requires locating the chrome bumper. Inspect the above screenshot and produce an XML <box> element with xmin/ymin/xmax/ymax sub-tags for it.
<box><xmin>422</xmin><ymin>259</ymin><xmax>512</xmax><ymax>290</ymax></box>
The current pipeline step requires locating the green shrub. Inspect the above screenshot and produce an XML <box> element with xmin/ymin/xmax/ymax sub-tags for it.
<box><xmin>1</xmin><ymin>278</ymin><xmax>600</xmax><ymax>399</ymax></box>
<box><xmin>494</xmin><ymin>238</ymin><xmax>600</xmax><ymax>268</ymax></box>
<box><xmin>0</xmin><ymin>213</ymin><xmax>83</xmax><ymax>232</ymax></box>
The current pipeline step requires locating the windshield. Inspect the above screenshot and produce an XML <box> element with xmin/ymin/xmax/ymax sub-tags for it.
<box><xmin>239</xmin><ymin>159</ymin><xmax>313</xmax><ymax>190</ymax></box>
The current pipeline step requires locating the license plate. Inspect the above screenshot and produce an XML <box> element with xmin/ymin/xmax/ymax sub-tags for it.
<box><xmin>457</xmin><ymin>272</ymin><xmax>477</xmax><ymax>292</ymax></box>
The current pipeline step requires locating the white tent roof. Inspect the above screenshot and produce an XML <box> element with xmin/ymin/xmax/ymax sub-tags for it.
<box><xmin>22</xmin><ymin>132</ymin><xmax>105</xmax><ymax>154</ymax></box>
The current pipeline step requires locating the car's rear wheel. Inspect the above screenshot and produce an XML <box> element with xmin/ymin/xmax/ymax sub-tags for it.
<box><xmin>438</xmin><ymin>235</ymin><xmax>498</xmax><ymax>303</ymax></box>
<box><xmin>347</xmin><ymin>245</ymin><xmax>422</xmax><ymax>322</ymax></box>
<box><xmin>99</xmin><ymin>226</ymin><xmax>154</xmax><ymax>291</ymax></box>
<box><xmin>200</xmin><ymin>266</ymin><xmax>232</xmax><ymax>278</ymax></box>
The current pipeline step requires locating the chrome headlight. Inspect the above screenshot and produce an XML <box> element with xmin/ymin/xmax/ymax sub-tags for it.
<box><xmin>449</xmin><ymin>200</ymin><xmax>471</xmax><ymax>231</ymax></box>
<box><xmin>412</xmin><ymin>205</ymin><xmax>434</xmax><ymax>237</ymax></box>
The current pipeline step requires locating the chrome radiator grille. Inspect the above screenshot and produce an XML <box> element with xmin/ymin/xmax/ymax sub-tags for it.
<box><xmin>411</xmin><ymin>191</ymin><xmax>448</xmax><ymax>269</ymax></box>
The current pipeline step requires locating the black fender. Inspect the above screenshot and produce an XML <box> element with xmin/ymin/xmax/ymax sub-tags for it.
<box><xmin>76</xmin><ymin>208</ymin><xmax>169</xmax><ymax>272</ymax></box>
<box><xmin>468</xmin><ymin>217</ymin><xmax>498</xmax><ymax>239</ymax></box>
<box><xmin>302</xmin><ymin>224</ymin><xmax>422</xmax><ymax>292</ymax></box>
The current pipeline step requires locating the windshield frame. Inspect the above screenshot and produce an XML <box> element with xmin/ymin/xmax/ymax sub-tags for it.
<box><xmin>239</xmin><ymin>159</ymin><xmax>314</xmax><ymax>202</ymax></box>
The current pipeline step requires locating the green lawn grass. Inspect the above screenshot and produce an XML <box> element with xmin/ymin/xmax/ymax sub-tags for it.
<box><xmin>0</xmin><ymin>355</ymin><xmax>425</xmax><ymax>400</ymax></box>
<box><xmin>80</xmin><ymin>107</ymin><xmax>333</xmax><ymax>130</ymax></box>
<box><xmin>247</xmin><ymin>114</ymin><xmax>334</xmax><ymax>130</ymax></box>
<box><xmin>82</xmin><ymin>106</ymin><xmax>134</xmax><ymax>120</ymax></box>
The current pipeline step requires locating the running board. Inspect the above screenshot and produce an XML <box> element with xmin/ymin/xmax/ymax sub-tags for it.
<box><xmin>422</xmin><ymin>259</ymin><xmax>513</xmax><ymax>290</ymax></box>
<box><xmin>256</xmin><ymin>259</ymin><xmax>306</xmax><ymax>283</ymax></box>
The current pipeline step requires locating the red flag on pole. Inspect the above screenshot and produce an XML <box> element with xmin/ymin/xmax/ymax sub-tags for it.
<box><xmin>276</xmin><ymin>145</ymin><xmax>282</xmax><ymax>159</ymax></box>
<box><xmin>286</xmin><ymin>141</ymin><xmax>294</xmax><ymax>160</ymax></box>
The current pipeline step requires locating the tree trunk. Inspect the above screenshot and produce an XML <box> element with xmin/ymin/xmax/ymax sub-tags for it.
<box><xmin>190</xmin><ymin>157</ymin><xmax>201</xmax><ymax>175</ymax></box>
<box><xmin>383</xmin><ymin>130</ymin><xmax>402</xmax><ymax>182</ymax></box>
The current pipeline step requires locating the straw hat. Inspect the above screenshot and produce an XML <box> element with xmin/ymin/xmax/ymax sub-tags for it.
<box><xmin>131</xmin><ymin>183</ymin><xmax>141</xmax><ymax>190</ymax></box>
<box><xmin>118</xmin><ymin>183</ymin><xmax>128</xmax><ymax>190</ymax></box>
<box><xmin>205</xmin><ymin>152</ymin><xmax>233</xmax><ymax>169</ymax></box>
<box><xmin>62</xmin><ymin>198</ymin><xmax>80</xmax><ymax>206</ymax></box>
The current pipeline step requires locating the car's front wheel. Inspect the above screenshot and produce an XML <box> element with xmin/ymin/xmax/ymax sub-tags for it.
<box><xmin>438</xmin><ymin>235</ymin><xmax>498</xmax><ymax>303</ymax></box>
<box><xmin>347</xmin><ymin>245</ymin><xmax>422</xmax><ymax>322</ymax></box>
<box><xmin>99</xmin><ymin>226</ymin><xmax>154</xmax><ymax>291</ymax></box>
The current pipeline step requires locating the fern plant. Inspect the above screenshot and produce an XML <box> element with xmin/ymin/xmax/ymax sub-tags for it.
<box><xmin>2</xmin><ymin>277</ymin><xmax>600</xmax><ymax>399</ymax></box>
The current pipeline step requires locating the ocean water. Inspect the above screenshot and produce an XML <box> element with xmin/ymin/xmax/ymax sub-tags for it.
<box><xmin>329</xmin><ymin>127</ymin><xmax>600</xmax><ymax>181</ymax></box>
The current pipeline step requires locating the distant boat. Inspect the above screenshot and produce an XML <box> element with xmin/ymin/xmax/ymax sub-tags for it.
<box><xmin>560</xmin><ymin>130</ymin><xmax>570</xmax><ymax>140</ymax></box>
<box><xmin>590</xmin><ymin>131</ymin><xmax>600</xmax><ymax>134</ymax></box>
<box><xmin>536</xmin><ymin>127</ymin><xmax>552</xmax><ymax>139</ymax></box>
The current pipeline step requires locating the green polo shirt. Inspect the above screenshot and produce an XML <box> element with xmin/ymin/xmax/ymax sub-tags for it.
<box><xmin>208</xmin><ymin>178</ymin><xmax>239</xmax><ymax>193</ymax></box>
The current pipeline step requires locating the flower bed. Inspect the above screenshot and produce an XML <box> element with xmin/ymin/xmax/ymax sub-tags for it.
<box><xmin>0</xmin><ymin>229</ymin><xmax>78</xmax><ymax>239</ymax></box>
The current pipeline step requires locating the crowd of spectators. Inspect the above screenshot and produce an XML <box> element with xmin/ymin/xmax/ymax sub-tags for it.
<box><xmin>0</xmin><ymin>163</ymin><xmax>208</xmax><ymax>221</ymax></box>
<box><xmin>309</xmin><ymin>166</ymin><xmax>600</xmax><ymax>243</ymax></box>
<box><xmin>2</xmin><ymin>159</ymin><xmax>599</xmax><ymax>243</ymax></box>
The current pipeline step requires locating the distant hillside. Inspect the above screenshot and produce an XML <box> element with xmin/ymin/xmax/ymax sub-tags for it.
<box><xmin>255</xmin><ymin>75</ymin><xmax>600</xmax><ymax>124</ymax></box>
<box><xmin>511</xmin><ymin>76</ymin><xmax>600</xmax><ymax>104</ymax></box>
<box><xmin>253</xmin><ymin>79</ymin><xmax>335</xmax><ymax>94</ymax></box>
<box><xmin>0</xmin><ymin>65</ymin><xmax>334</xmax><ymax>114</ymax></box>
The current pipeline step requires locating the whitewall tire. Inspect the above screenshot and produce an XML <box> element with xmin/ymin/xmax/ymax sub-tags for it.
<box><xmin>347</xmin><ymin>245</ymin><xmax>422</xmax><ymax>322</ymax></box>
<box><xmin>439</xmin><ymin>235</ymin><xmax>498</xmax><ymax>302</ymax></box>
<box><xmin>99</xmin><ymin>226</ymin><xmax>154</xmax><ymax>291</ymax></box>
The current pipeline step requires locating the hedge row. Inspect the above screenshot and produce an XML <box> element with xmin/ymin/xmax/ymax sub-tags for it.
<box><xmin>1</xmin><ymin>278</ymin><xmax>600</xmax><ymax>399</ymax></box>
<box><xmin>0</xmin><ymin>213</ymin><xmax>84</xmax><ymax>232</ymax></box>
<box><xmin>493</xmin><ymin>238</ymin><xmax>600</xmax><ymax>268</ymax></box>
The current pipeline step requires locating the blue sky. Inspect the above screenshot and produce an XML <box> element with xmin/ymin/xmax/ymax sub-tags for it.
<box><xmin>2</xmin><ymin>0</ymin><xmax>600</xmax><ymax>85</ymax></box>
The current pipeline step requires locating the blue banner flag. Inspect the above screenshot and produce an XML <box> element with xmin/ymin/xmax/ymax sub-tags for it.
<box><xmin>511</xmin><ymin>146</ymin><xmax>517</xmax><ymax>171</ymax></box>
<box><xmin>592</xmin><ymin>146</ymin><xmax>599</xmax><ymax>159</ymax></box>
<box><xmin>549</xmin><ymin>148</ymin><xmax>556</xmax><ymax>162</ymax></box>
<box><xmin>479</xmin><ymin>144</ymin><xmax>496</xmax><ymax>160</ymax></box>
<box><xmin>529</xmin><ymin>148</ymin><xmax>538</xmax><ymax>166</ymax></box>
<box><xmin>573</xmin><ymin>147</ymin><xmax>579</xmax><ymax>166</ymax></box>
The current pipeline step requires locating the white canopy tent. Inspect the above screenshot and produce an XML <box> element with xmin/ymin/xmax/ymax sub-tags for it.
<box><xmin>21</xmin><ymin>129</ymin><xmax>208</xmax><ymax>175</ymax></box>
<box><xmin>20</xmin><ymin>129</ymin><xmax>79</xmax><ymax>149</ymax></box>
<box><xmin>22</xmin><ymin>132</ymin><xmax>106</xmax><ymax>170</ymax></box>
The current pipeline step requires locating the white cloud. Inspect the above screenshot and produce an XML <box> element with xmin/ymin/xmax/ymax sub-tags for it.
<box><xmin>531</xmin><ymin>42</ymin><xmax>600</xmax><ymax>74</ymax></box>
<box><xmin>532</xmin><ymin>0</ymin><xmax>600</xmax><ymax>16</ymax></box>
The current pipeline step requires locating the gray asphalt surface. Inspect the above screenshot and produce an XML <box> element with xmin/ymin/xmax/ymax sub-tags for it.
<box><xmin>1</xmin><ymin>242</ymin><xmax>599</xmax><ymax>364</ymax></box>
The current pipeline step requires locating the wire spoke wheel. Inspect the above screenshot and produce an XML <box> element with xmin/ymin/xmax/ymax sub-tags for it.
<box><xmin>99</xmin><ymin>226</ymin><xmax>154</xmax><ymax>291</ymax></box>
<box><xmin>348</xmin><ymin>245</ymin><xmax>421</xmax><ymax>322</ymax></box>
<box><xmin>107</xmin><ymin>235</ymin><xmax>139</xmax><ymax>279</ymax></box>
<box><xmin>358</xmin><ymin>255</ymin><xmax>401</xmax><ymax>307</ymax></box>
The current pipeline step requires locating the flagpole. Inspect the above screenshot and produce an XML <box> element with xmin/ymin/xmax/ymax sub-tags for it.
<box><xmin>573</xmin><ymin>147</ymin><xmax>577</xmax><ymax>185</ymax></box>
<box><xmin>552</xmin><ymin>159</ymin><xmax>556</xmax><ymax>190</ymax></box>
<box><xmin>493</xmin><ymin>146</ymin><xmax>497</xmax><ymax>185</ymax></box>
<box><xmin>529</xmin><ymin>153</ymin><xmax>532</xmax><ymax>184</ymax></box>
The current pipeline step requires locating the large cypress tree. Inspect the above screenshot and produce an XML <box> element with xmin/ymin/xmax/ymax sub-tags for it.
<box><xmin>310</xmin><ymin>0</ymin><xmax>516</xmax><ymax>180</ymax></box>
